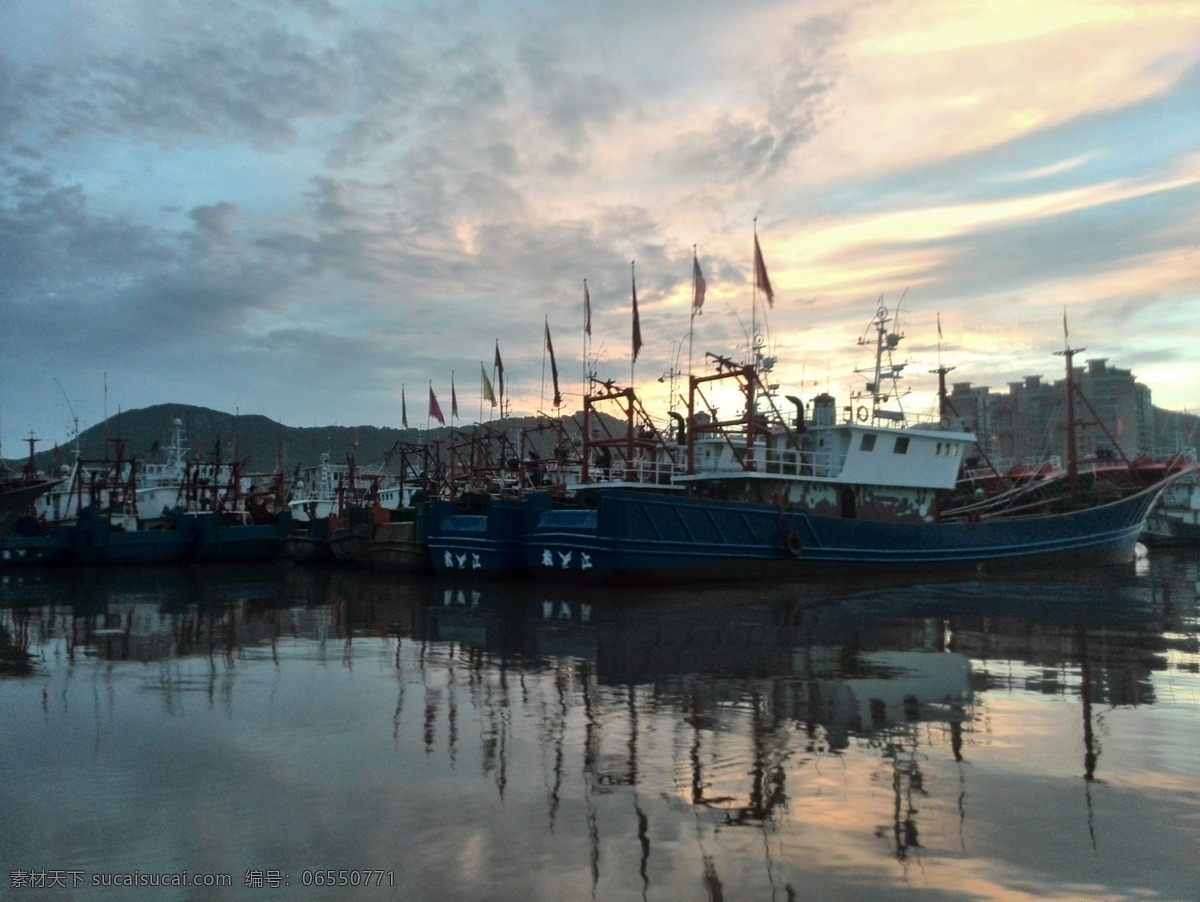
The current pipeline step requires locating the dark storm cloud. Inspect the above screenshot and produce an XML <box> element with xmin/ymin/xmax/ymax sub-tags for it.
<box><xmin>0</xmin><ymin>163</ymin><xmax>305</xmax><ymax>378</ymax></box>
<box><xmin>0</xmin><ymin>175</ymin><xmax>154</xmax><ymax>288</ymax></box>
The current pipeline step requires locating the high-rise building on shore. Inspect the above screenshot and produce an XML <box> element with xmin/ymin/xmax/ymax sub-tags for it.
<box><xmin>948</xmin><ymin>358</ymin><xmax>1157</xmax><ymax>466</ymax></box>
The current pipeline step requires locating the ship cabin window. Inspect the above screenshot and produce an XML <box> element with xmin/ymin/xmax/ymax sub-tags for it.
<box><xmin>935</xmin><ymin>442</ymin><xmax>960</xmax><ymax>457</ymax></box>
<box><xmin>893</xmin><ymin>436</ymin><xmax>910</xmax><ymax>455</ymax></box>
<box><xmin>860</xmin><ymin>434</ymin><xmax>877</xmax><ymax>452</ymax></box>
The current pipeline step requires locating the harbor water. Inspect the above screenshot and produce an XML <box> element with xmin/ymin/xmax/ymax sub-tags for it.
<box><xmin>2</xmin><ymin>552</ymin><xmax>1198</xmax><ymax>900</ymax></box>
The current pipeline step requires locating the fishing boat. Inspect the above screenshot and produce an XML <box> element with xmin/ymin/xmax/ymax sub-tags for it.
<box><xmin>424</xmin><ymin>420</ymin><xmax>564</xmax><ymax>576</ymax></box>
<box><xmin>283</xmin><ymin>516</ymin><xmax>339</xmax><ymax>563</ymax></box>
<box><xmin>328</xmin><ymin>508</ymin><xmax>376</xmax><ymax>565</ymax></box>
<box><xmin>524</xmin><ymin>305</ymin><xmax>1189</xmax><ymax>585</ymax></box>
<box><xmin>366</xmin><ymin>513</ymin><xmax>432</xmax><ymax>572</ymax></box>
<box><xmin>428</xmin><ymin>492</ymin><xmax>552</xmax><ymax>576</ymax></box>
<box><xmin>1</xmin><ymin>436</ymin><xmax>64</xmax><ymax>541</ymax></box>
<box><xmin>180</xmin><ymin>454</ymin><xmax>290</xmax><ymax>563</ymax></box>
<box><xmin>0</xmin><ymin>479</ymin><xmax>62</xmax><ymax>549</ymax></box>
<box><xmin>5</xmin><ymin>428</ymin><xmax>290</xmax><ymax>566</ymax></box>
<box><xmin>1</xmin><ymin>479</ymin><xmax>61</xmax><ymax>541</ymax></box>
<box><xmin>423</xmin><ymin>379</ymin><xmax>690</xmax><ymax>577</ymax></box>
<box><xmin>1142</xmin><ymin>466</ymin><xmax>1200</xmax><ymax>545</ymax></box>
<box><xmin>135</xmin><ymin>417</ymin><xmax>196</xmax><ymax>521</ymax></box>
<box><xmin>287</xmin><ymin>452</ymin><xmax>416</xmax><ymax>523</ymax></box>
<box><xmin>286</xmin><ymin>445</ymin><xmax>431</xmax><ymax>564</ymax></box>
<box><xmin>364</xmin><ymin>450</ymin><xmax>439</xmax><ymax>572</ymax></box>
<box><xmin>287</xmin><ymin>453</ymin><xmax>341</xmax><ymax>523</ymax></box>
<box><xmin>71</xmin><ymin>505</ymin><xmax>196</xmax><ymax>565</ymax></box>
<box><xmin>3</xmin><ymin>436</ymin><xmax>196</xmax><ymax>566</ymax></box>
<box><xmin>190</xmin><ymin>510</ymin><xmax>289</xmax><ymax>562</ymax></box>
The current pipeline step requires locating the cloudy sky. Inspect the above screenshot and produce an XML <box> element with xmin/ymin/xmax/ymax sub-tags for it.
<box><xmin>2</xmin><ymin>0</ymin><xmax>1198</xmax><ymax>455</ymax></box>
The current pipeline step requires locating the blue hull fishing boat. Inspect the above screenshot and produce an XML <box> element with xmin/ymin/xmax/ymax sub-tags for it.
<box><xmin>524</xmin><ymin>481</ymin><xmax>1172</xmax><ymax>584</ymax></box>
<box><xmin>0</xmin><ymin>523</ymin><xmax>75</xmax><ymax>567</ymax></box>
<box><xmin>523</xmin><ymin>299</ymin><xmax>1190</xmax><ymax>585</ymax></box>
<box><xmin>190</xmin><ymin>510</ymin><xmax>290</xmax><ymax>563</ymax></box>
<box><xmin>428</xmin><ymin>493</ymin><xmax>552</xmax><ymax>576</ymax></box>
<box><xmin>3</xmin><ymin>508</ymin><xmax>290</xmax><ymax>566</ymax></box>
<box><xmin>72</xmin><ymin>508</ymin><xmax>197</xmax><ymax>565</ymax></box>
<box><xmin>2</xmin><ymin>428</ymin><xmax>293</xmax><ymax>567</ymax></box>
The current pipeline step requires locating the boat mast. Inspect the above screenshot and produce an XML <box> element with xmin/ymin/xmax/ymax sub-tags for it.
<box><xmin>750</xmin><ymin>224</ymin><xmax>759</xmax><ymax>373</ymax></box>
<box><xmin>856</xmin><ymin>303</ymin><xmax>907</xmax><ymax>422</ymax></box>
<box><xmin>931</xmin><ymin>312</ymin><xmax>955</xmax><ymax>427</ymax></box>
<box><xmin>1054</xmin><ymin>313</ymin><xmax>1084</xmax><ymax>497</ymax></box>
<box><xmin>22</xmin><ymin>434</ymin><xmax>40</xmax><ymax>481</ymax></box>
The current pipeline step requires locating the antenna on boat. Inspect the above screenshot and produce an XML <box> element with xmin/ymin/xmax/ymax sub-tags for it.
<box><xmin>854</xmin><ymin>300</ymin><xmax>909</xmax><ymax>423</ymax></box>
<box><xmin>53</xmin><ymin>378</ymin><xmax>82</xmax><ymax>459</ymax></box>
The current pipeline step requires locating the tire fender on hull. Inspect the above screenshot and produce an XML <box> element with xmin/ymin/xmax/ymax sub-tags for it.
<box><xmin>781</xmin><ymin>529</ymin><xmax>803</xmax><ymax>558</ymax></box>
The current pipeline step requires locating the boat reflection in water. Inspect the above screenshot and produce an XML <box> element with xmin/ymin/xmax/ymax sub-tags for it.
<box><xmin>1</xmin><ymin>554</ymin><xmax>1197</xmax><ymax>900</ymax></box>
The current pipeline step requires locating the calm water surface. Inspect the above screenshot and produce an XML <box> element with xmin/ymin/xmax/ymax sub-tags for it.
<box><xmin>1</xmin><ymin>552</ymin><xmax>1198</xmax><ymax>901</ymax></box>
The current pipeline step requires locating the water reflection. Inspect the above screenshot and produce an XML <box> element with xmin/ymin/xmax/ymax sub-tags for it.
<box><xmin>1</xmin><ymin>552</ymin><xmax>1197</xmax><ymax>900</ymax></box>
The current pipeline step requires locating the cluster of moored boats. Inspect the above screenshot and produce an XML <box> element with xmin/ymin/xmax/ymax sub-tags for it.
<box><xmin>3</xmin><ymin>307</ymin><xmax>1196</xmax><ymax>583</ymax></box>
<box><xmin>1</xmin><ymin>423</ymin><xmax>295</xmax><ymax>567</ymax></box>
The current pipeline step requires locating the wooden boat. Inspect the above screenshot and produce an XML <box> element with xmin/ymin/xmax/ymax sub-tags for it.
<box><xmin>366</xmin><ymin>515</ymin><xmax>432</xmax><ymax>573</ymax></box>
<box><xmin>0</xmin><ymin>479</ymin><xmax>61</xmax><ymax>541</ymax></box>
<box><xmin>283</xmin><ymin>516</ymin><xmax>339</xmax><ymax>563</ymax></box>
<box><xmin>0</xmin><ymin>436</ymin><xmax>63</xmax><ymax>540</ymax></box>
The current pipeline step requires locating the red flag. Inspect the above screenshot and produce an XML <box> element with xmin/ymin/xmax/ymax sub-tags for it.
<box><xmin>494</xmin><ymin>341</ymin><xmax>504</xmax><ymax>403</ymax></box>
<box><xmin>451</xmin><ymin>376</ymin><xmax>459</xmax><ymax>420</ymax></box>
<box><xmin>429</xmin><ymin>386</ymin><xmax>445</xmax><ymax>425</ymax></box>
<box><xmin>631</xmin><ymin>263</ymin><xmax>642</xmax><ymax>362</ymax></box>
<box><xmin>546</xmin><ymin>320</ymin><xmax>562</xmax><ymax>408</ymax></box>
<box><xmin>401</xmin><ymin>385</ymin><xmax>408</xmax><ymax>429</ymax></box>
<box><xmin>584</xmin><ymin>280</ymin><xmax>592</xmax><ymax>337</ymax></box>
<box><xmin>754</xmin><ymin>234</ymin><xmax>774</xmax><ymax>307</ymax></box>
<box><xmin>692</xmin><ymin>252</ymin><xmax>706</xmax><ymax>316</ymax></box>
